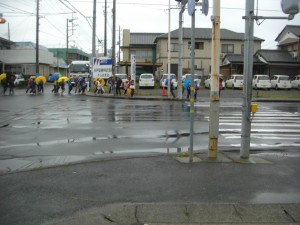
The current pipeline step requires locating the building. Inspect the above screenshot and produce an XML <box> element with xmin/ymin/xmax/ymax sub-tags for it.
<box><xmin>119</xmin><ymin>30</ymin><xmax>163</xmax><ymax>77</ymax></box>
<box><xmin>0</xmin><ymin>39</ymin><xmax>91</xmax><ymax>78</ymax></box>
<box><xmin>275</xmin><ymin>25</ymin><xmax>300</xmax><ymax>61</ymax></box>
<box><xmin>120</xmin><ymin>28</ymin><xmax>263</xmax><ymax>79</ymax></box>
<box><xmin>221</xmin><ymin>25</ymin><xmax>300</xmax><ymax>77</ymax></box>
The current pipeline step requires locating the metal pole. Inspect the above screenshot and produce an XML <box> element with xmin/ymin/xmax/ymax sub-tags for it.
<box><xmin>167</xmin><ymin>0</ymin><xmax>171</xmax><ymax>97</ymax></box>
<box><xmin>112</xmin><ymin>0</ymin><xmax>116</xmax><ymax>76</ymax></box>
<box><xmin>66</xmin><ymin>19</ymin><xmax>69</xmax><ymax>65</ymax></box>
<box><xmin>208</xmin><ymin>0</ymin><xmax>220</xmax><ymax>158</ymax></box>
<box><xmin>36</xmin><ymin>0</ymin><xmax>39</xmax><ymax>73</ymax></box>
<box><xmin>92</xmin><ymin>0</ymin><xmax>96</xmax><ymax>58</ymax></box>
<box><xmin>104</xmin><ymin>0</ymin><xmax>107</xmax><ymax>56</ymax></box>
<box><xmin>189</xmin><ymin>8</ymin><xmax>196</xmax><ymax>163</ymax></box>
<box><xmin>240</xmin><ymin>0</ymin><xmax>254</xmax><ymax>159</ymax></box>
<box><xmin>178</xmin><ymin>2</ymin><xmax>186</xmax><ymax>100</ymax></box>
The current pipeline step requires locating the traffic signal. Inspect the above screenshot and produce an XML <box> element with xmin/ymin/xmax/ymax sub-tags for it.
<box><xmin>0</xmin><ymin>17</ymin><xmax>6</xmax><ymax>24</ymax></box>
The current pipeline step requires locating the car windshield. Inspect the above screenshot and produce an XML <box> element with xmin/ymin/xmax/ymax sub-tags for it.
<box><xmin>258</xmin><ymin>76</ymin><xmax>269</xmax><ymax>80</ymax></box>
<box><xmin>141</xmin><ymin>75</ymin><xmax>153</xmax><ymax>79</ymax></box>
<box><xmin>236</xmin><ymin>76</ymin><xmax>243</xmax><ymax>80</ymax></box>
<box><xmin>279</xmin><ymin>76</ymin><xmax>289</xmax><ymax>81</ymax></box>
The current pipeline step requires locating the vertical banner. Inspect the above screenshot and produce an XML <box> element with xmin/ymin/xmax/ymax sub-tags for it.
<box><xmin>131</xmin><ymin>54</ymin><xmax>136</xmax><ymax>88</ymax></box>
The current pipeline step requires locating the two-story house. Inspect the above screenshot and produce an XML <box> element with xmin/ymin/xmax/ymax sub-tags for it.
<box><xmin>222</xmin><ymin>25</ymin><xmax>300</xmax><ymax>77</ymax></box>
<box><xmin>119</xmin><ymin>30</ymin><xmax>163</xmax><ymax>77</ymax></box>
<box><xmin>120</xmin><ymin>28</ymin><xmax>263</xmax><ymax>79</ymax></box>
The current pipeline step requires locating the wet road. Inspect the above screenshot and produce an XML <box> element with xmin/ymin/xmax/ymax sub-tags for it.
<box><xmin>0</xmin><ymin>85</ymin><xmax>300</xmax><ymax>174</ymax></box>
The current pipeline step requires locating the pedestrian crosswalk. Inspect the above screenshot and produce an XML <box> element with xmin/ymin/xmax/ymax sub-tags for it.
<box><xmin>223</xmin><ymin>110</ymin><xmax>300</xmax><ymax>148</ymax></box>
<box><xmin>194</xmin><ymin>103</ymin><xmax>300</xmax><ymax>149</ymax></box>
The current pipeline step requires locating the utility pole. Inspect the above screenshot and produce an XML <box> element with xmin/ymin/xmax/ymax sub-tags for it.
<box><xmin>36</xmin><ymin>0</ymin><xmax>40</xmax><ymax>74</ymax></box>
<box><xmin>118</xmin><ymin>25</ymin><xmax>121</xmax><ymax>62</ymax></box>
<box><xmin>167</xmin><ymin>0</ymin><xmax>171</xmax><ymax>97</ymax></box>
<box><xmin>104</xmin><ymin>0</ymin><xmax>107</xmax><ymax>56</ymax></box>
<box><xmin>178</xmin><ymin>0</ymin><xmax>187</xmax><ymax>99</ymax></box>
<box><xmin>92</xmin><ymin>0</ymin><xmax>96</xmax><ymax>58</ymax></box>
<box><xmin>208</xmin><ymin>0</ymin><xmax>220</xmax><ymax>158</ymax></box>
<box><xmin>240</xmin><ymin>0</ymin><xmax>254</xmax><ymax>159</ymax></box>
<box><xmin>112</xmin><ymin>0</ymin><xmax>116</xmax><ymax>76</ymax></box>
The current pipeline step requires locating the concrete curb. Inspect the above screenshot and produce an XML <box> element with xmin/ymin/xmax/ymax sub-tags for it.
<box><xmin>43</xmin><ymin>203</ymin><xmax>300</xmax><ymax>225</ymax></box>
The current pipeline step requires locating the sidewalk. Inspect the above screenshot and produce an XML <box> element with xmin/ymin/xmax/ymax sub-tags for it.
<box><xmin>1</xmin><ymin>150</ymin><xmax>300</xmax><ymax>225</ymax></box>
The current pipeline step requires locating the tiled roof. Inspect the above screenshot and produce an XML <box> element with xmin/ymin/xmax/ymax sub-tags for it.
<box><xmin>256</xmin><ymin>49</ymin><xmax>298</xmax><ymax>63</ymax></box>
<box><xmin>130</xmin><ymin>33</ymin><xmax>164</xmax><ymax>45</ymax></box>
<box><xmin>224</xmin><ymin>54</ymin><xmax>262</xmax><ymax>63</ymax></box>
<box><xmin>155</xmin><ymin>28</ymin><xmax>264</xmax><ymax>42</ymax></box>
<box><xmin>275</xmin><ymin>25</ymin><xmax>300</xmax><ymax>41</ymax></box>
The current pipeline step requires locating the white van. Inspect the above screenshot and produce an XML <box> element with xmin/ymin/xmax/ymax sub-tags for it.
<box><xmin>225</xmin><ymin>74</ymin><xmax>244</xmax><ymax>89</ymax></box>
<box><xmin>271</xmin><ymin>75</ymin><xmax>291</xmax><ymax>90</ymax></box>
<box><xmin>252</xmin><ymin>75</ymin><xmax>271</xmax><ymax>90</ymax></box>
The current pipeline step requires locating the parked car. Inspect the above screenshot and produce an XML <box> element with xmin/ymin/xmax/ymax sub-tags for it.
<box><xmin>14</xmin><ymin>74</ymin><xmax>25</xmax><ymax>86</ymax></box>
<box><xmin>291</xmin><ymin>75</ymin><xmax>300</xmax><ymax>89</ymax></box>
<box><xmin>204</xmin><ymin>74</ymin><xmax>225</xmax><ymax>90</ymax></box>
<box><xmin>252</xmin><ymin>74</ymin><xmax>271</xmax><ymax>90</ymax></box>
<box><xmin>271</xmin><ymin>75</ymin><xmax>291</xmax><ymax>90</ymax></box>
<box><xmin>139</xmin><ymin>73</ymin><xmax>155</xmax><ymax>89</ymax></box>
<box><xmin>225</xmin><ymin>74</ymin><xmax>244</xmax><ymax>89</ymax></box>
<box><xmin>160</xmin><ymin>74</ymin><xmax>177</xmax><ymax>89</ymax></box>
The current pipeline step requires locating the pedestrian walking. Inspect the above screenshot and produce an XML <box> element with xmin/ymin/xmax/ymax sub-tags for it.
<box><xmin>107</xmin><ymin>75</ymin><xmax>115</xmax><ymax>94</ymax></box>
<box><xmin>170</xmin><ymin>78</ymin><xmax>176</xmax><ymax>98</ymax></box>
<box><xmin>115</xmin><ymin>77</ymin><xmax>122</xmax><ymax>96</ymax></box>
<box><xmin>8</xmin><ymin>73</ymin><xmax>15</xmax><ymax>95</ymax></box>
<box><xmin>60</xmin><ymin>80</ymin><xmax>65</xmax><ymax>95</ymax></box>
<box><xmin>123</xmin><ymin>80</ymin><xmax>129</xmax><ymax>95</ymax></box>
<box><xmin>219</xmin><ymin>77</ymin><xmax>223</xmax><ymax>97</ymax></box>
<box><xmin>129</xmin><ymin>79</ymin><xmax>135</xmax><ymax>97</ymax></box>
<box><xmin>1</xmin><ymin>77</ymin><xmax>8</xmax><ymax>95</ymax></box>
<box><xmin>37</xmin><ymin>80</ymin><xmax>44</xmax><ymax>94</ymax></box>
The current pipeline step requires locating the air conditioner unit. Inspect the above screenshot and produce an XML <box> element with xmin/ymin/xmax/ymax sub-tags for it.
<box><xmin>291</xmin><ymin>52</ymin><xmax>298</xmax><ymax>58</ymax></box>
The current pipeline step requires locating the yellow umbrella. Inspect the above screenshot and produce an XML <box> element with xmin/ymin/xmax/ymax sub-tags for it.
<box><xmin>0</xmin><ymin>73</ymin><xmax>6</xmax><ymax>81</ymax></box>
<box><xmin>94</xmin><ymin>77</ymin><xmax>105</xmax><ymax>86</ymax></box>
<box><xmin>58</xmin><ymin>76</ymin><xmax>69</xmax><ymax>83</ymax></box>
<box><xmin>36</xmin><ymin>76</ymin><xmax>46</xmax><ymax>84</ymax></box>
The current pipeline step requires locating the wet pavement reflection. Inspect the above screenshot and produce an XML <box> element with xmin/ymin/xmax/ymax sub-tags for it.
<box><xmin>0</xmin><ymin>90</ymin><xmax>300</xmax><ymax>173</ymax></box>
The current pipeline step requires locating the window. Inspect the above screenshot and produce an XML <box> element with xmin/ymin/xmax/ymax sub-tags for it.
<box><xmin>170</xmin><ymin>43</ymin><xmax>179</xmax><ymax>52</ymax></box>
<box><xmin>222</xmin><ymin>44</ymin><xmax>234</xmax><ymax>53</ymax></box>
<box><xmin>188</xmin><ymin>42</ymin><xmax>204</xmax><ymax>50</ymax></box>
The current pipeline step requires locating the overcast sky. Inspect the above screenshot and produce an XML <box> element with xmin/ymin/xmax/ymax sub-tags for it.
<box><xmin>0</xmin><ymin>0</ymin><xmax>299</xmax><ymax>54</ymax></box>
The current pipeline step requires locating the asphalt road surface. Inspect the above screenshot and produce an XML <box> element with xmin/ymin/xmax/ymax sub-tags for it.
<box><xmin>0</xmin><ymin>85</ymin><xmax>299</xmax><ymax>174</ymax></box>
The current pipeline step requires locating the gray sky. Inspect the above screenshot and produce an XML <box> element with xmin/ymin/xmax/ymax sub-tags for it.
<box><xmin>0</xmin><ymin>0</ymin><xmax>299</xmax><ymax>54</ymax></box>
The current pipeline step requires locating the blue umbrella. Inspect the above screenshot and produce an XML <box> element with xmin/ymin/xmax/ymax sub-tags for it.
<box><xmin>49</xmin><ymin>73</ymin><xmax>59</xmax><ymax>82</ymax></box>
<box><xmin>183</xmin><ymin>79</ymin><xmax>191</xmax><ymax>90</ymax></box>
<box><xmin>35</xmin><ymin>73</ymin><xmax>41</xmax><ymax>77</ymax></box>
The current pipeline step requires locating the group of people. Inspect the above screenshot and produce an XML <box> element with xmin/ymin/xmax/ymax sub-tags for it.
<box><xmin>26</xmin><ymin>77</ymin><xmax>44</xmax><ymax>95</ymax></box>
<box><xmin>50</xmin><ymin>77</ymin><xmax>88</xmax><ymax>96</ymax></box>
<box><xmin>94</xmin><ymin>75</ymin><xmax>135</xmax><ymax>97</ymax></box>
<box><xmin>1</xmin><ymin>73</ymin><xmax>16</xmax><ymax>95</ymax></box>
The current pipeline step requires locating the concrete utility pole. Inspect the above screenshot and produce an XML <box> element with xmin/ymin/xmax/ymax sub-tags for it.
<box><xmin>92</xmin><ymin>0</ymin><xmax>96</xmax><ymax>58</ymax></box>
<box><xmin>178</xmin><ymin>0</ymin><xmax>187</xmax><ymax>99</ymax></box>
<box><xmin>104</xmin><ymin>0</ymin><xmax>107</xmax><ymax>56</ymax></box>
<box><xmin>240</xmin><ymin>0</ymin><xmax>254</xmax><ymax>159</ymax></box>
<box><xmin>208</xmin><ymin>0</ymin><xmax>220</xmax><ymax>158</ymax></box>
<box><xmin>167</xmin><ymin>0</ymin><xmax>171</xmax><ymax>97</ymax></box>
<box><xmin>112</xmin><ymin>0</ymin><xmax>116</xmax><ymax>76</ymax></box>
<box><xmin>36</xmin><ymin>0</ymin><xmax>40</xmax><ymax>73</ymax></box>
<box><xmin>189</xmin><ymin>6</ymin><xmax>196</xmax><ymax>163</ymax></box>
